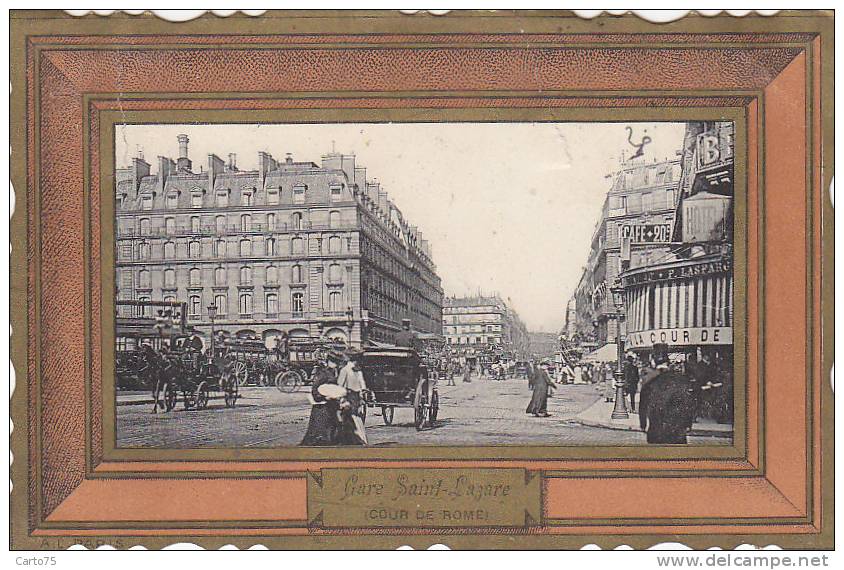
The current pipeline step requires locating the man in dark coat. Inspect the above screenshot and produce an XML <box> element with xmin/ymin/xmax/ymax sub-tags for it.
<box><xmin>526</xmin><ymin>362</ymin><xmax>553</xmax><ymax>417</ymax></box>
<box><xmin>638</xmin><ymin>343</ymin><xmax>696</xmax><ymax>444</ymax></box>
<box><xmin>623</xmin><ymin>355</ymin><xmax>640</xmax><ymax>413</ymax></box>
<box><xmin>394</xmin><ymin>319</ymin><xmax>418</xmax><ymax>350</ymax></box>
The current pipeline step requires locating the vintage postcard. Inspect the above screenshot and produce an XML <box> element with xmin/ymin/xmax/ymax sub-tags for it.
<box><xmin>8</xmin><ymin>10</ymin><xmax>834</xmax><ymax>551</ymax></box>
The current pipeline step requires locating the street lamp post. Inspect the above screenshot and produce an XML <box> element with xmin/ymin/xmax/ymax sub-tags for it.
<box><xmin>610</xmin><ymin>282</ymin><xmax>629</xmax><ymax>420</ymax></box>
<box><xmin>207</xmin><ymin>304</ymin><xmax>218</xmax><ymax>355</ymax></box>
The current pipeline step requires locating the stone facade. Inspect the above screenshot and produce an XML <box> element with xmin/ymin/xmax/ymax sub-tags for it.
<box><xmin>442</xmin><ymin>295</ymin><xmax>529</xmax><ymax>355</ymax></box>
<box><xmin>115</xmin><ymin>135</ymin><xmax>443</xmax><ymax>348</ymax></box>
<box><xmin>569</xmin><ymin>156</ymin><xmax>682</xmax><ymax>348</ymax></box>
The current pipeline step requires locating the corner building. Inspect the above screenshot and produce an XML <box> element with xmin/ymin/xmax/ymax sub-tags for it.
<box><xmin>115</xmin><ymin>135</ymin><xmax>443</xmax><ymax>348</ymax></box>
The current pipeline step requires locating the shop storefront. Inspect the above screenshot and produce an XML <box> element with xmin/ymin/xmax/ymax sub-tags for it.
<box><xmin>622</xmin><ymin>255</ymin><xmax>733</xmax><ymax>352</ymax></box>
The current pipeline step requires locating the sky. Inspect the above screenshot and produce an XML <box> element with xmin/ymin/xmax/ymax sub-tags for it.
<box><xmin>116</xmin><ymin>122</ymin><xmax>687</xmax><ymax>332</ymax></box>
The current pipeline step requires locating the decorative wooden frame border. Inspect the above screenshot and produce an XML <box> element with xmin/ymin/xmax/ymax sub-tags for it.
<box><xmin>9</xmin><ymin>11</ymin><xmax>833</xmax><ymax>549</ymax></box>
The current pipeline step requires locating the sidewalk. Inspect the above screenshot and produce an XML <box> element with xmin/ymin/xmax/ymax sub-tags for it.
<box><xmin>571</xmin><ymin>396</ymin><xmax>734</xmax><ymax>439</ymax></box>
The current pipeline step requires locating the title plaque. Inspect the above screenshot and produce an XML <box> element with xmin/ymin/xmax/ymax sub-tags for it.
<box><xmin>307</xmin><ymin>468</ymin><xmax>543</xmax><ymax>528</ymax></box>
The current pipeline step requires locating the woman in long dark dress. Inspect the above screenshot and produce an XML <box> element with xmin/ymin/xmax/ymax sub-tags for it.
<box><xmin>300</xmin><ymin>357</ymin><xmax>341</xmax><ymax>446</ymax></box>
<box><xmin>526</xmin><ymin>363</ymin><xmax>552</xmax><ymax>417</ymax></box>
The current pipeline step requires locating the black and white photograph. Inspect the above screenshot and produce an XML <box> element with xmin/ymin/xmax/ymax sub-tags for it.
<box><xmin>113</xmin><ymin>121</ymin><xmax>735</xmax><ymax>448</ymax></box>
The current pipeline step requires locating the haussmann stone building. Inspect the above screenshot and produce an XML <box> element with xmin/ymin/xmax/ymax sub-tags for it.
<box><xmin>115</xmin><ymin>134</ymin><xmax>443</xmax><ymax>349</ymax></box>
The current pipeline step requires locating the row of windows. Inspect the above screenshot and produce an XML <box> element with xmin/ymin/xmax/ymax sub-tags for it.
<box><xmin>609</xmin><ymin>188</ymin><xmax>676</xmax><ymax>215</ymax></box>
<box><xmin>139</xmin><ymin>184</ymin><xmax>344</xmax><ymax>210</ymax></box>
<box><xmin>130</xmin><ymin>263</ymin><xmax>345</xmax><ymax>288</ymax></box>
<box><xmin>126</xmin><ymin>234</ymin><xmax>348</xmax><ymax>260</ymax></box>
<box><xmin>136</xmin><ymin>290</ymin><xmax>346</xmax><ymax>318</ymax></box>
<box><xmin>444</xmin><ymin>324</ymin><xmax>501</xmax><ymax>334</ymax></box>
<box><xmin>132</xmin><ymin>211</ymin><xmax>345</xmax><ymax>235</ymax></box>
<box><xmin>446</xmin><ymin>336</ymin><xmax>501</xmax><ymax>345</ymax></box>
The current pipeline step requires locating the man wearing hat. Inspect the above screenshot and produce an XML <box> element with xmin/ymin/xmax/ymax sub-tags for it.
<box><xmin>638</xmin><ymin>343</ymin><xmax>696</xmax><ymax>444</ymax></box>
<box><xmin>395</xmin><ymin>318</ymin><xmax>418</xmax><ymax>351</ymax></box>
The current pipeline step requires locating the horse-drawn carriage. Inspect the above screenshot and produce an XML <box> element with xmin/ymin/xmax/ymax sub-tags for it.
<box><xmin>220</xmin><ymin>337</ymin><xmax>274</xmax><ymax>387</ymax></box>
<box><xmin>275</xmin><ymin>337</ymin><xmax>348</xmax><ymax>392</ymax></box>
<box><xmin>359</xmin><ymin>347</ymin><xmax>438</xmax><ymax>430</ymax></box>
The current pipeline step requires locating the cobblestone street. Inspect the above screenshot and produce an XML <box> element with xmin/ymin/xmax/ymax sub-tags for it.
<box><xmin>117</xmin><ymin>376</ymin><xmax>725</xmax><ymax>448</ymax></box>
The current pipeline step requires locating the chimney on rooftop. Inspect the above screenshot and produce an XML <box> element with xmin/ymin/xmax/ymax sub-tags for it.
<box><xmin>176</xmin><ymin>134</ymin><xmax>192</xmax><ymax>173</ymax></box>
<box><xmin>286</xmin><ymin>153</ymin><xmax>293</xmax><ymax>165</ymax></box>
<box><xmin>228</xmin><ymin>153</ymin><xmax>238</xmax><ymax>171</ymax></box>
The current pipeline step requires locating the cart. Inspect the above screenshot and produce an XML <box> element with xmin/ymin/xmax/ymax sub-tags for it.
<box><xmin>171</xmin><ymin>341</ymin><xmax>239</xmax><ymax>410</ymax></box>
<box><xmin>359</xmin><ymin>347</ymin><xmax>438</xmax><ymax>430</ymax></box>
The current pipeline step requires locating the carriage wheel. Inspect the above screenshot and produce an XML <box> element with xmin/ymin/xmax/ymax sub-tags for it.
<box><xmin>195</xmin><ymin>381</ymin><xmax>209</xmax><ymax>410</ymax></box>
<box><xmin>233</xmin><ymin>362</ymin><xmax>249</xmax><ymax>386</ymax></box>
<box><xmin>382</xmin><ymin>406</ymin><xmax>394</xmax><ymax>426</ymax></box>
<box><xmin>224</xmin><ymin>375</ymin><xmax>239</xmax><ymax>408</ymax></box>
<box><xmin>430</xmin><ymin>391</ymin><xmax>439</xmax><ymax>424</ymax></box>
<box><xmin>275</xmin><ymin>370</ymin><xmax>301</xmax><ymax>393</ymax></box>
<box><xmin>163</xmin><ymin>382</ymin><xmax>178</xmax><ymax>412</ymax></box>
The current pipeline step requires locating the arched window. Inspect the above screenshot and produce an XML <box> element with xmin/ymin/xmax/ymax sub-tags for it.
<box><xmin>138</xmin><ymin>269</ymin><xmax>150</xmax><ymax>288</ymax></box>
<box><xmin>239</xmin><ymin>293</ymin><xmax>252</xmax><ymax>315</ymax></box>
<box><xmin>291</xmin><ymin>292</ymin><xmax>304</xmax><ymax>315</ymax></box>
<box><xmin>265</xmin><ymin>293</ymin><xmax>278</xmax><ymax>315</ymax></box>
<box><xmin>291</xmin><ymin>264</ymin><xmax>303</xmax><ymax>283</ymax></box>
<box><xmin>215</xmin><ymin>215</ymin><xmax>226</xmax><ymax>234</ymax></box>
<box><xmin>328</xmin><ymin>291</ymin><xmax>341</xmax><ymax>311</ymax></box>
<box><xmin>189</xmin><ymin>267</ymin><xmax>201</xmax><ymax>286</ymax></box>
<box><xmin>163</xmin><ymin>241</ymin><xmax>175</xmax><ymax>259</ymax></box>
<box><xmin>267</xmin><ymin>213</ymin><xmax>276</xmax><ymax>230</ymax></box>
<box><xmin>164</xmin><ymin>217</ymin><xmax>176</xmax><ymax>234</ymax></box>
<box><xmin>240</xmin><ymin>239</ymin><xmax>252</xmax><ymax>257</ymax></box>
<box><xmin>328</xmin><ymin>263</ymin><xmax>342</xmax><ymax>283</ymax></box>
<box><xmin>266</xmin><ymin>238</ymin><xmax>276</xmax><ymax>256</ymax></box>
<box><xmin>240</xmin><ymin>266</ymin><xmax>251</xmax><ymax>285</ymax></box>
<box><xmin>137</xmin><ymin>242</ymin><xmax>149</xmax><ymax>260</ymax></box>
<box><xmin>329</xmin><ymin>210</ymin><xmax>341</xmax><ymax>228</ymax></box>
<box><xmin>241</xmin><ymin>214</ymin><xmax>251</xmax><ymax>232</ymax></box>
<box><xmin>214</xmin><ymin>294</ymin><xmax>227</xmax><ymax>315</ymax></box>
<box><xmin>291</xmin><ymin>212</ymin><xmax>303</xmax><ymax>230</ymax></box>
<box><xmin>139</xmin><ymin>218</ymin><xmax>151</xmax><ymax>235</ymax></box>
<box><xmin>266</xmin><ymin>265</ymin><xmax>278</xmax><ymax>284</ymax></box>
<box><xmin>291</xmin><ymin>237</ymin><xmax>304</xmax><ymax>255</ymax></box>
<box><xmin>214</xmin><ymin>266</ymin><xmax>226</xmax><ymax>285</ymax></box>
<box><xmin>191</xmin><ymin>216</ymin><xmax>201</xmax><ymax>233</ymax></box>
<box><xmin>328</xmin><ymin>236</ymin><xmax>341</xmax><ymax>254</ymax></box>
<box><xmin>163</xmin><ymin>294</ymin><xmax>176</xmax><ymax>304</ymax></box>
<box><xmin>163</xmin><ymin>268</ymin><xmax>176</xmax><ymax>287</ymax></box>
<box><xmin>188</xmin><ymin>241</ymin><xmax>201</xmax><ymax>258</ymax></box>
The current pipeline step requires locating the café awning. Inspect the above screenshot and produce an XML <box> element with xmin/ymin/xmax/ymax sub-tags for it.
<box><xmin>580</xmin><ymin>342</ymin><xmax>619</xmax><ymax>363</ymax></box>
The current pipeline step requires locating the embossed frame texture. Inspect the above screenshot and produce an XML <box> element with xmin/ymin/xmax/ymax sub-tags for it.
<box><xmin>9</xmin><ymin>11</ymin><xmax>834</xmax><ymax>549</ymax></box>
